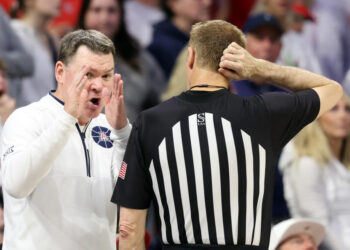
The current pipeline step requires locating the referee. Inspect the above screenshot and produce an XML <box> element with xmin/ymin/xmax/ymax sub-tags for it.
<box><xmin>112</xmin><ymin>20</ymin><xmax>342</xmax><ymax>250</ymax></box>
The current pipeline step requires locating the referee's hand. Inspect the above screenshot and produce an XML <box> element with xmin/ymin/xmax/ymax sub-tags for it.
<box><xmin>218</xmin><ymin>42</ymin><xmax>260</xmax><ymax>81</ymax></box>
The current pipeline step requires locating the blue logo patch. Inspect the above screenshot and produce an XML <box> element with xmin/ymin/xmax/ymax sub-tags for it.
<box><xmin>91</xmin><ymin>126</ymin><xmax>113</xmax><ymax>148</ymax></box>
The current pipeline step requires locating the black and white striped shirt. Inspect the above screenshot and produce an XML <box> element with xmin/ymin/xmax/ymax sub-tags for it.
<box><xmin>112</xmin><ymin>89</ymin><xmax>319</xmax><ymax>250</ymax></box>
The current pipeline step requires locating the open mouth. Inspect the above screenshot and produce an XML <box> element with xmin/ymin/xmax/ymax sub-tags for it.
<box><xmin>90</xmin><ymin>98</ymin><xmax>100</xmax><ymax>106</ymax></box>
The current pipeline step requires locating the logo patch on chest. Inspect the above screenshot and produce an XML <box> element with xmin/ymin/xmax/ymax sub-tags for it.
<box><xmin>91</xmin><ymin>126</ymin><xmax>113</xmax><ymax>148</ymax></box>
<box><xmin>197</xmin><ymin>113</ymin><xmax>206</xmax><ymax>126</ymax></box>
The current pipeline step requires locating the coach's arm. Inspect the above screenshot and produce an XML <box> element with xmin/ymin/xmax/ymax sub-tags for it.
<box><xmin>119</xmin><ymin>207</ymin><xmax>148</xmax><ymax>250</ymax></box>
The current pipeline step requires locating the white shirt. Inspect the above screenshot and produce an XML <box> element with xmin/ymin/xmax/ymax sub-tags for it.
<box><xmin>279</xmin><ymin>142</ymin><xmax>350</xmax><ymax>250</ymax></box>
<box><xmin>0</xmin><ymin>94</ymin><xmax>131</xmax><ymax>250</ymax></box>
<box><xmin>278</xmin><ymin>30</ymin><xmax>322</xmax><ymax>75</ymax></box>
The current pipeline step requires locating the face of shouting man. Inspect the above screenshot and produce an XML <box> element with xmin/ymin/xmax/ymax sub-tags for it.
<box><xmin>55</xmin><ymin>45</ymin><xmax>115</xmax><ymax>124</ymax></box>
<box><xmin>55</xmin><ymin>29</ymin><xmax>127</xmax><ymax>130</ymax></box>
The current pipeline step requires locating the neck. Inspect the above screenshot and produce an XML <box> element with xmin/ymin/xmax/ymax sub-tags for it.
<box><xmin>327</xmin><ymin>136</ymin><xmax>343</xmax><ymax>160</ymax></box>
<box><xmin>172</xmin><ymin>16</ymin><xmax>192</xmax><ymax>34</ymax></box>
<box><xmin>188</xmin><ymin>67</ymin><xmax>229</xmax><ymax>91</ymax></box>
<box><xmin>22</xmin><ymin>11</ymin><xmax>50</xmax><ymax>33</ymax></box>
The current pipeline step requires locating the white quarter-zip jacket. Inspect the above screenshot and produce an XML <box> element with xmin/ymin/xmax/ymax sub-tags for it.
<box><xmin>0</xmin><ymin>93</ymin><xmax>131</xmax><ymax>250</ymax></box>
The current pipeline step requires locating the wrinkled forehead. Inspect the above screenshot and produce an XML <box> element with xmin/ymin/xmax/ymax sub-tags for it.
<box><xmin>66</xmin><ymin>46</ymin><xmax>115</xmax><ymax>70</ymax></box>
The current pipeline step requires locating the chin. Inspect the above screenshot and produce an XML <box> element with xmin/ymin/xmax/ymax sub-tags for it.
<box><xmin>85</xmin><ymin>109</ymin><xmax>102</xmax><ymax>120</ymax></box>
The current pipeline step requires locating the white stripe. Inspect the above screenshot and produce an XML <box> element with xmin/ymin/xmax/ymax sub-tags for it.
<box><xmin>221</xmin><ymin>118</ymin><xmax>239</xmax><ymax>244</ymax></box>
<box><xmin>189</xmin><ymin>114</ymin><xmax>210</xmax><ymax>244</ymax></box>
<box><xmin>149</xmin><ymin>161</ymin><xmax>168</xmax><ymax>244</ymax></box>
<box><xmin>242</xmin><ymin>130</ymin><xmax>254</xmax><ymax>245</ymax></box>
<box><xmin>252</xmin><ymin>146</ymin><xmax>266</xmax><ymax>245</ymax></box>
<box><xmin>172</xmin><ymin>122</ymin><xmax>195</xmax><ymax>243</ymax></box>
<box><xmin>159</xmin><ymin>139</ymin><xmax>180</xmax><ymax>243</ymax></box>
<box><xmin>205</xmin><ymin>113</ymin><xmax>226</xmax><ymax>244</ymax></box>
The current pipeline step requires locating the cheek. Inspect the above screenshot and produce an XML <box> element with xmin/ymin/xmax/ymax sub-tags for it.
<box><xmin>246</xmin><ymin>42</ymin><xmax>259</xmax><ymax>57</ymax></box>
<box><xmin>107</xmin><ymin>14</ymin><xmax>121</xmax><ymax>32</ymax></box>
<box><xmin>104</xmin><ymin>79</ymin><xmax>114</xmax><ymax>91</ymax></box>
<box><xmin>319</xmin><ymin>116</ymin><xmax>336</xmax><ymax>134</ymax></box>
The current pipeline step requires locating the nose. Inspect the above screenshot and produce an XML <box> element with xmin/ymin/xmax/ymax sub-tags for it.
<box><xmin>303</xmin><ymin>240</ymin><xmax>317</xmax><ymax>250</ymax></box>
<box><xmin>90</xmin><ymin>78</ymin><xmax>104</xmax><ymax>93</ymax></box>
<box><xmin>261</xmin><ymin>37</ymin><xmax>274</xmax><ymax>50</ymax></box>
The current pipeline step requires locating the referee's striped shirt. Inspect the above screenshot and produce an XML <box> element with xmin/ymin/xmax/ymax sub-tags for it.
<box><xmin>113</xmin><ymin>89</ymin><xmax>320</xmax><ymax>250</ymax></box>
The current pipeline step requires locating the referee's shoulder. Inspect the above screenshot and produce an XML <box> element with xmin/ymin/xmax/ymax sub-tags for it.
<box><xmin>143</xmin><ymin>96</ymin><xmax>179</xmax><ymax>116</ymax></box>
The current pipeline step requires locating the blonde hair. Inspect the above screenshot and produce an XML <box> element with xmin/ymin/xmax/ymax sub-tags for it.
<box><xmin>189</xmin><ymin>20</ymin><xmax>246</xmax><ymax>72</ymax></box>
<box><xmin>294</xmin><ymin>94</ymin><xmax>350</xmax><ymax>170</ymax></box>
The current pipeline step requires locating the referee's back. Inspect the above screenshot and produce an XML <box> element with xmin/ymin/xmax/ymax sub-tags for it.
<box><xmin>112</xmin><ymin>20</ymin><xmax>321</xmax><ymax>250</ymax></box>
<box><xmin>113</xmin><ymin>87</ymin><xmax>319</xmax><ymax>249</ymax></box>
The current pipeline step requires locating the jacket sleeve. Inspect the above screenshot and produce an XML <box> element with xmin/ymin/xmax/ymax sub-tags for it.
<box><xmin>1</xmin><ymin>107</ymin><xmax>77</xmax><ymax>199</ymax></box>
<box><xmin>110</xmin><ymin>122</ymin><xmax>132</xmax><ymax>183</ymax></box>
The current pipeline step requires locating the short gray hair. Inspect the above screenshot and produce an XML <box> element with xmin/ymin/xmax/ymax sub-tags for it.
<box><xmin>58</xmin><ymin>29</ymin><xmax>116</xmax><ymax>65</ymax></box>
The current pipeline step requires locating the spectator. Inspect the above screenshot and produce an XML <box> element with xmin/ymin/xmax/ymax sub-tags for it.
<box><xmin>160</xmin><ymin>45</ymin><xmax>188</xmax><ymax>101</ymax></box>
<box><xmin>251</xmin><ymin>0</ymin><xmax>293</xmax><ymax>27</ymax></box>
<box><xmin>78</xmin><ymin>0</ymin><xmax>165</xmax><ymax>122</ymax></box>
<box><xmin>278</xmin><ymin>1</ymin><xmax>323</xmax><ymax>74</ymax></box>
<box><xmin>124</xmin><ymin>0</ymin><xmax>165</xmax><ymax>48</ymax></box>
<box><xmin>49</xmin><ymin>0</ymin><xmax>84</xmax><ymax>38</ymax></box>
<box><xmin>147</xmin><ymin>0</ymin><xmax>211</xmax><ymax>79</ymax></box>
<box><xmin>269</xmin><ymin>218</ymin><xmax>325</xmax><ymax>250</ymax></box>
<box><xmin>210</xmin><ymin>0</ymin><xmax>256</xmax><ymax>29</ymax></box>
<box><xmin>232</xmin><ymin>13</ymin><xmax>284</xmax><ymax>97</ymax></box>
<box><xmin>279</xmin><ymin>95</ymin><xmax>350</xmax><ymax>250</ymax></box>
<box><xmin>0</xmin><ymin>59</ymin><xmax>15</xmax><ymax>126</ymax></box>
<box><xmin>302</xmin><ymin>0</ymin><xmax>350</xmax><ymax>83</ymax></box>
<box><xmin>0</xmin><ymin>6</ymin><xmax>33</xmax><ymax>101</ymax></box>
<box><xmin>10</xmin><ymin>0</ymin><xmax>60</xmax><ymax>107</ymax></box>
<box><xmin>112</xmin><ymin>19</ymin><xmax>342</xmax><ymax>249</ymax></box>
<box><xmin>343</xmin><ymin>68</ymin><xmax>350</xmax><ymax>94</ymax></box>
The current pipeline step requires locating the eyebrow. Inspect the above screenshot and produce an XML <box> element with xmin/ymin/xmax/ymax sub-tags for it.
<box><xmin>89</xmin><ymin>67</ymin><xmax>114</xmax><ymax>73</ymax></box>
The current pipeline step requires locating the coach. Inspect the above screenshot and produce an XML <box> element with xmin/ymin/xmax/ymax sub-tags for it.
<box><xmin>1</xmin><ymin>30</ymin><xmax>130</xmax><ymax>250</ymax></box>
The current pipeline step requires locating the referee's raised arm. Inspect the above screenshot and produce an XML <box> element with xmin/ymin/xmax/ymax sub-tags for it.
<box><xmin>219</xmin><ymin>42</ymin><xmax>343</xmax><ymax>119</ymax></box>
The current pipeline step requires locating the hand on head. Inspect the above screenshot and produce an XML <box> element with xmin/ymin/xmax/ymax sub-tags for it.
<box><xmin>218</xmin><ymin>42</ymin><xmax>260</xmax><ymax>81</ymax></box>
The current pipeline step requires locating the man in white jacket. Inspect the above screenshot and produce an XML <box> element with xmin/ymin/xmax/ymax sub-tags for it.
<box><xmin>0</xmin><ymin>29</ymin><xmax>131</xmax><ymax>250</ymax></box>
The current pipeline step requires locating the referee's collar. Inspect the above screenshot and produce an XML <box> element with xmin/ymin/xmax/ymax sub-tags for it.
<box><xmin>177</xmin><ymin>89</ymin><xmax>228</xmax><ymax>103</ymax></box>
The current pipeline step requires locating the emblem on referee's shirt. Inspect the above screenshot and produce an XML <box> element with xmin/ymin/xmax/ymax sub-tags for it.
<box><xmin>91</xmin><ymin>126</ymin><xmax>113</xmax><ymax>148</ymax></box>
<box><xmin>197</xmin><ymin>113</ymin><xmax>206</xmax><ymax>126</ymax></box>
<box><xmin>119</xmin><ymin>161</ymin><xmax>127</xmax><ymax>180</ymax></box>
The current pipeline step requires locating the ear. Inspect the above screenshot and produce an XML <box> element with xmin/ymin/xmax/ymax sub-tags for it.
<box><xmin>187</xmin><ymin>46</ymin><xmax>195</xmax><ymax>70</ymax></box>
<box><xmin>55</xmin><ymin>61</ymin><xmax>65</xmax><ymax>85</ymax></box>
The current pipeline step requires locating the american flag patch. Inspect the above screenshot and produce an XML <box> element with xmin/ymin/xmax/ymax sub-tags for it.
<box><xmin>119</xmin><ymin>161</ymin><xmax>127</xmax><ymax>180</ymax></box>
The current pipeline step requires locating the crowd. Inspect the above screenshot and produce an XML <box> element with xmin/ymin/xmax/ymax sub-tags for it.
<box><xmin>0</xmin><ymin>0</ymin><xmax>349</xmax><ymax>249</ymax></box>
